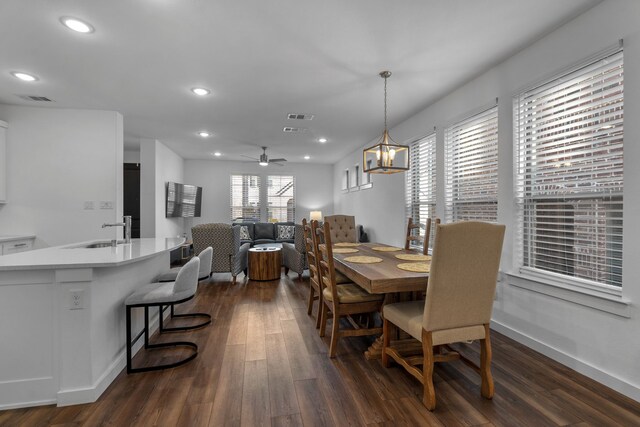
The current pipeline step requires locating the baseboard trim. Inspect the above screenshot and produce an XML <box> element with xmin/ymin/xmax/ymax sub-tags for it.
<box><xmin>0</xmin><ymin>398</ymin><xmax>57</xmax><ymax>411</ymax></box>
<box><xmin>56</xmin><ymin>309</ymin><xmax>166</xmax><ymax>406</ymax></box>
<box><xmin>491</xmin><ymin>320</ymin><xmax>640</xmax><ymax>403</ymax></box>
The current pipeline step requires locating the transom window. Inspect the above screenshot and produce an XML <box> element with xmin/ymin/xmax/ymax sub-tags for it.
<box><xmin>514</xmin><ymin>48</ymin><xmax>624</xmax><ymax>290</ymax></box>
<box><xmin>444</xmin><ymin>106</ymin><xmax>499</xmax><ymax>223</ymax></box>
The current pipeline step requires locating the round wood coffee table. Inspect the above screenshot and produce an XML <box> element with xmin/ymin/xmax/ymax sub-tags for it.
<box><xmin>248</xmin><ymin>246</ymin><xmax>282</xmax><ymax>281</ymax></box>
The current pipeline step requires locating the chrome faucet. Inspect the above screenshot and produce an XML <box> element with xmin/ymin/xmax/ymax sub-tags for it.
<box><xmin>102</xmin><ymin>215</ymin><xmax>132</xmax><ymax>243</ymax></box>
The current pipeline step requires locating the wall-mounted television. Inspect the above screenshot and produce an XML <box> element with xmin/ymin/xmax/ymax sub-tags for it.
<box><xmin>166</xmin><ymin>182</ymin><xmax>202</xmax><ymax>217</ymax></box>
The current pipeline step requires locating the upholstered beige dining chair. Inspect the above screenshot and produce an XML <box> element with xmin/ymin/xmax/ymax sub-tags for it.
<box><xmin>382</xmin><ymin>221</ymin><xmax>505</xmax><ymax>410</ymax></box>
<box><xmin>323</xmin><ymin>215</ymin><xmax>357</xmax><ymax>243</ymax></box>
<box><xmin>316</xmin><ymin>220</ymin><xmax>384</xmax><ymax>357</ymax></box>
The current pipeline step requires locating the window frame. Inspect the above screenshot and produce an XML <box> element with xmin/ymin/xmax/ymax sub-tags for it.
<box><xmin>267</xmin><ymin>174</ymin><xmax>296</xmax><ymax>223</ymax></box>
<box><xmin>513</xmin><ymin>47</ymin><xmax>624</xmax><ymax>295</ymax></box>
<box><xmin>444</xmin><ymin>105</ymin><xmax>499</xmax><ymax>223</ymax></box>
<box><xmin>405</xmin><ymin>132</ymin><xmax>437</xmax><ymax>251</ymax></box>
<box><xmin>230</xmin><ymin>174</ymin><xmax>261</xmax><ymax>222</ymax></box>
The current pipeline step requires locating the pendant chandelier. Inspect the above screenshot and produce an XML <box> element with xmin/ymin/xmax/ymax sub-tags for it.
<box><xmin>363</xmin><ymin>71</ymin><xmax>409</xmax><ymax>174</ymax></box>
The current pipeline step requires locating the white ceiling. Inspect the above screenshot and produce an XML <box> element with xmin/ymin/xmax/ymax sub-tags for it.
<box><xmin>0</xmin><ymin>0</ymin><xmax>599</xmax><ymax>164</ymax></box>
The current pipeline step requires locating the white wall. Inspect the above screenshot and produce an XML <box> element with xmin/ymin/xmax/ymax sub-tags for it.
<box><xmin>139</xmin><ymin>139</ymin><xmax>184</xmax><ymax>238</ymax></box>
<box><xmin>123</xmin><ymin>149</ymin><xmax>140</xmax><ymax>164</ymax></box>
<box><xmin>0</xmin><ymin>105</ymin><xmax>123</xmax><ymax>247</ymax></box>
<box><xmin>184</xmin><ymin>159</ymin><xmax>333</xmax><ymax>237</ymax></box>
<box><xmin>334</xmin><ymin>0</ymin><xmax>640</xmax><ymax>400</ymax></box>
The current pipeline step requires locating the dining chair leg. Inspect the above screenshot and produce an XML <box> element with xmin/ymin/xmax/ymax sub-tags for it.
<box><xmin>315</xmin><ymin>292</ymin><xmax>323</xmax><ymax>330</ymax></box>
<box><xmin>382</xmin><ymin>318</ymin><xmax>390</xmax><ymax>368</ymax></box>
<box><xmin>328</xmin><ymin>309</ymin><xmax>340</xmax><ymax>358</ymax></box>
<box><xmin>319</xmin><ymin>302</ymin><xmax>328</xmax><ymax>337</ymax></box>
<box><xmin>480</xmin><ymin>324</ymin><xmax>494</xmax><ymax>400</ymax></box>
<box><xmin>421</xmin><ymin>329</ymin><xmax>436</xmax><ymax>411</ymax></box>
<box><xmin>307</xmin><ymin>285</ymin><xmax>315</xmax><ymax>316</ymax></box>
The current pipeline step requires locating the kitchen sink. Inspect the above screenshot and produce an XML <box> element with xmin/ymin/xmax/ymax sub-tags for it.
<box><xmin>65</xmin><ymin>240</ymin><xmax>125</xmax><ymax>249</ymax></box>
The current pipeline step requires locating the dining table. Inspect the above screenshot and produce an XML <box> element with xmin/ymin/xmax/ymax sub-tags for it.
<box><xmin>332</xmin><ymin>242</ymin><xmax>429</xmax><ymax>359</ymax></box>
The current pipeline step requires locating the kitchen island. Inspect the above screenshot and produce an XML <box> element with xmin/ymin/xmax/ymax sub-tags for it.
<box><xmin>0</xmin><ymin>237</ymin><xmax>184</xmax><ymax>409</ymax></box>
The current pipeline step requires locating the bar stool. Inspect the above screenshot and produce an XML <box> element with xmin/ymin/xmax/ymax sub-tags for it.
<box><xmin>155</xmin><ymin>246</ymin><xmax>213</xmax><ymax>332</ymax></box>
<box><xmin>125</xmin><ymin>256</ymin><xmax>207</xmax><ymax>373</ymax></box>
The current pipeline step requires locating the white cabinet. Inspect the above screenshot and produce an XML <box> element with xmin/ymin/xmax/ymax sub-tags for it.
<box><xmin>0</xmin><ymin>120</ymin><xmax>6</xmax><ymax>203</ymax></box>
<box><xmin>1</xmin><ymin>237</ymin><xmax>35</xmax><ymax>255</ymax></box>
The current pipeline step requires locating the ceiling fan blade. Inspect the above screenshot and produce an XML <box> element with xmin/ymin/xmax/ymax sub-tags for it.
<box><xmin>269</xmin><ymin>158</ymin><xmax>287</xmax><ymax>163</ymax></box>
<box><xmin>241</xmin><ymin>155</ymin><xmax>259</xmax><ymax>161</ymax></box>
<box><xmin>271</xmin><ymin>162</ymin><xmax>285</xmax><ymax>166</ymax></box>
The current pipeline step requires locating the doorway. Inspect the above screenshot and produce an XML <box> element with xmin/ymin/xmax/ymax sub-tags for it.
<box><xmin>123</xmin><ymin>163</ymin><xmax>141</xmax><ymax>238</ymax></box>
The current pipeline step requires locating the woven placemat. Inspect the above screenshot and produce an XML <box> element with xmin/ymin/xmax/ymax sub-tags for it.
<box><xmin>397</xmin><ymin>262</ymin><xmax>430</xmax><ymax>273</ymax></box>
<box><xmin>334</xmin><ymin>242</ymin><xmax>360</xmax><ymax>247</ymax></box>
<box><xmin>332</xmin><ymin>248</ymin><xmax>359</xmax><ymax>254</ymax></box>
<box><xmin>371</xmin><ymin>246</ymin><xmax>402</xmax><ymax>252</ymax></box>
<box><xmin>343</xmin><ymin>255</ymin><xmax>383</xmax><ymax>264</ymax></box>
<box><xmin>395</xmin><ymin>254</ymin><xmax>432</xmax><ymax>262</ymax></box>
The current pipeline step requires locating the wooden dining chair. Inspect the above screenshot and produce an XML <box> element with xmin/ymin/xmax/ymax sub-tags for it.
<box><xmin>316</xmin><ymin>221</ymin><xmax>384</xmax><ymax>357</ymax></box>
<box><xmin>382</xmin><ymin>221</ymin><xmax>505</xmax><ymax>410</ymax></box>
<box><xmin>302</xmin><ymin>218</ymin><xmax>323</xmax><ymax>328</ymax></box>
<box><xmin>405</xmin><ymin>217</ymin><xmax>441</xmax><ymax>255</ymax></box>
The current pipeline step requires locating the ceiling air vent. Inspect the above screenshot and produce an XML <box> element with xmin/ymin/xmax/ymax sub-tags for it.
<box><xmin>17</xmin><ymin>95</ymin><xmax>53</xmax><ymax>102</ymax></box>
<box><xmin>283</xmin><ymin>127</ymin><xmax>308</xmax><ymax>133</ymax></box>
<box><xmin>287</xmin><ymin>113</ymin><xmax>314</xmax><ymax>120</ymax></box>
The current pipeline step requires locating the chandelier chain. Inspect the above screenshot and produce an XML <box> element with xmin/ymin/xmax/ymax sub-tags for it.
<box><xmin>383</xmin><ymin>74</ymin><xmax>388</xmax><ymax>131</ymax></box>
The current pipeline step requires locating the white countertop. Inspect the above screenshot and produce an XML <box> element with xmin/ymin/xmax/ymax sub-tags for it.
<box><xmin>0</xmin><ymin>234</ymin><xmax>36</xmax><ymax>243</ymax></box>
<box><xmin>0</xmin><ymin>237</ymin><xmax>184</xmax><ymax>271</ymax></box>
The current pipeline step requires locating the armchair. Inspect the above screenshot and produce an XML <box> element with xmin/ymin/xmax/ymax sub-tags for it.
<box><xmin>282</xmin><ymin>224</ymin><xmax>307</xmax><ymax>279</ymax></box>
<box><xmin>191</xmin><ymin>223</ymin><xmax>250</xmax><ymax>284</ymax></box>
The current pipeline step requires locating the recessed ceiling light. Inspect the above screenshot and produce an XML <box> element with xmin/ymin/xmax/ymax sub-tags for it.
<box><xmin>60</xmin><ymin>17</ymin><xmax>94</xmax><ymax>33</ymax></box>
<box><xmin>318</xmin><ymin>137</ymin><xmax>327</xmax><ymax>143</ymax></box>
<box><xmin>191</xmin><ymin>87</ymin><xmax>210</xmax><ymax>96</ymax></box>
<box><xmin>304</xmin><ymin>155</ymin><xmax>310</xmax><ymax>160</ymax></box>
<box><xmin>213</xmin><ymin>152</ymin><xmax>222</xmax><ymax>157</ymax></box>
<box><xmin>198</xmin><ymin>131</ymin><xmax>210</xmax><ymax>138</ymax></box>
<box><xmin>11</xmin><ymin>72</ymin><xmax>38</xmax><ymax>82</ymax></box>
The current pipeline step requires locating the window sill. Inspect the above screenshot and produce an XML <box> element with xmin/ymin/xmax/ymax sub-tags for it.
<box><xmin>504</xmin><ymin>271</ymin><xmax>631</xmax><ymax>318</ymax></box>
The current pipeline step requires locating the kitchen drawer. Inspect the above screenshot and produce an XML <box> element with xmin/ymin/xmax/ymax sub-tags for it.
<box><xmin>2</xmin><ymin>238</ymin><xmax>34</xmax><ymax>255</ymax></box>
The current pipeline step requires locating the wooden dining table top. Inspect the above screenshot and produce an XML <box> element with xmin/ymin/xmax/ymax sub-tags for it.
<box><xmin>332</xmin><ymin>243</ymin><xmax>429</xmax><ymax>294</ymax></box>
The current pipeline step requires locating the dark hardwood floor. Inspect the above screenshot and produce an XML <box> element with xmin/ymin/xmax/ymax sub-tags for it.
<box><xmin>1</xmin><ymin>273</ymin><xmax>639</xmax><ymax>426</ymax></box>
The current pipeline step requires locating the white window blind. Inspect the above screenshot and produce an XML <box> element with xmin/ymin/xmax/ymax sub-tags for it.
<box><xmin>230</xmin><ymin>174</ymin><xmax>261</xmax><ymax>221</ymax></box>
<box><xmin>515</xmin><ymin>49</ymin><xmax>623</xmax><ymax>289</ymax></box>
<box><xmin>405</xmin><ymin>133</ymin><xmax>436</xmax><ymax>249</ymax></box>
<box><xmin>267</xmin><ymin>175</ymin><xmax>295</xmax><ymax>222</ymax></box>
<box><xmin>445</xmin><ymin>106</ymin><xmax>498</xmax><ymax>222</ymax></box>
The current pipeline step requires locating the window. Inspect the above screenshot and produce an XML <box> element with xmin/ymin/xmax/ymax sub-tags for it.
<box><xmin>342</xmin><ymin>169</ymin><xmax>349</xmax><ymax>191</ymax></box>
<box><xmin>267</xmin><ymin>175</ymin><xmax>295</xmax><ymax>222</ymax></box>
<box><xmin>230</xmin><ymin>174</ymin><xmax>260</xmax><ymax>221</ymax></box>
<box><xmin>445</xmin><ymin>106</ymin><xmax>498</xmax><ymax>223</ymax></box>
<box><xmin>405</xmin><ymin>133</ymin><xmax>436</xmax><ymax>249</ymax></box>
<box><xmin>515</xmin><ymin>49</ymin><xmax>623</xmax><ymax>290</ymax></box>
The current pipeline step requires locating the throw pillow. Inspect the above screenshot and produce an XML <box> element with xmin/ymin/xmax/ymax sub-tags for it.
<box><xmin>277</xmin><ymin>225</ymin><xmax>295</xmax><ymax>240</ymax></box>
<box><xmin>239</xmin><ymin>225</ymin><xmax>251</xmax><ymax>240</ymax></box>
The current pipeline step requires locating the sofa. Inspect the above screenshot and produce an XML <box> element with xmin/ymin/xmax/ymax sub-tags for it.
<box><xmin>233</xmin><ymin>221</ymin><xmax>297</xmax><ymax>246</ymax></box>
<box><xmin>233</xmin><ymin>221</ymin><xmax>308</xmax><ymax>278</ymax></box>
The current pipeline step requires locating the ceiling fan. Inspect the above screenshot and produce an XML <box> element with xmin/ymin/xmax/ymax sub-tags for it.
<box><xmin>242</xmin><ymin>146</ymin><xmax>287</xmax><ymax>166</ymax></box>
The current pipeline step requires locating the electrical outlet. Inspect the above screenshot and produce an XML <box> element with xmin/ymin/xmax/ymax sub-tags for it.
<box><xmin>70</xmin><ymin>289</ymin><xmax>84</xmax><ymax>310</ymax></box>
<box><xmin>99</xmin><ymin>201</ymin><xmax>114</xmax><ymax>210</ymax></box>
<box><xmin>83</xmin><ymin>201</ymin><xmax>94</xmax><ymax>210</ymax></box>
